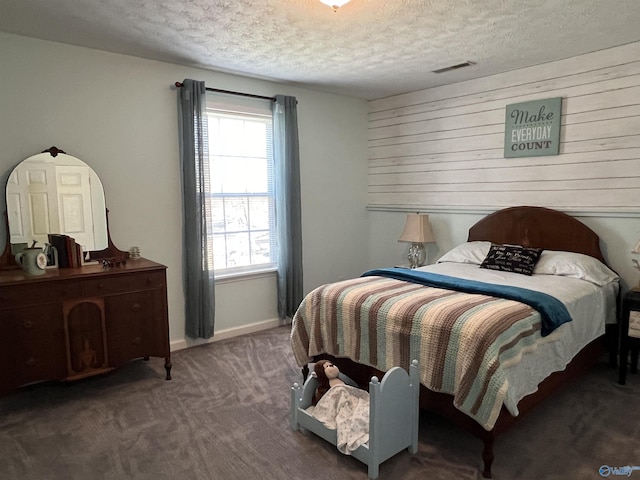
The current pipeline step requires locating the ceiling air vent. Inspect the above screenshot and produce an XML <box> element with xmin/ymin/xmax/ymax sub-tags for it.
<box><xmin>432</xmin><ymin>61</ymin><xmax>476</xmax><ymax>74</ymax></box>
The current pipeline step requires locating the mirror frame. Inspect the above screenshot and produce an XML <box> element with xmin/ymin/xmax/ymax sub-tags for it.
<box><xmin>1</xmin><ymin>146</ymin><xmax>128</xmax><ymax>270</ymax></box>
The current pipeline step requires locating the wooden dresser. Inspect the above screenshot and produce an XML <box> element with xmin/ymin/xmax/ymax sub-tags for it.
<box><xmin>0</xmin><ymin>258</ymin><xmax>171</xmax><ymax>395</ymax></box>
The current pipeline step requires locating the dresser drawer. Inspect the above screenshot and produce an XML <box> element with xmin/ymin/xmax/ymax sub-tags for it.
<box><xmin>0</xmin><ymin>280</ymin><xmax>81</xmax><ymax>307</ymax></box>
<box><xmin>81</xmin><ymin>270</ymin><xmax>165</xmax><ymax>297</ymax></box>
<box><xmin>0</xmin><ymin>304</ymin><xmax>67</xmax><ymax>389</ymax></box>
<box><xmin>105</xmin><ymin>289</ymin><xmax>169</xmax><ymax>365</ymax></box>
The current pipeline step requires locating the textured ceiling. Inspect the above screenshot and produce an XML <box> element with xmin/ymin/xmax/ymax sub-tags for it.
<box><xmin>1</xmin><ymin>0</ymin><xmax>640</xmax><ymax>99</ymax></box>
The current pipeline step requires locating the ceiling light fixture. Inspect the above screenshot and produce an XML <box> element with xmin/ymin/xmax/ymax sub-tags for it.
<box><xmin>320</xmin><ymin>0</ymin><xmax>350</xmax><ymax>12</ymax></box>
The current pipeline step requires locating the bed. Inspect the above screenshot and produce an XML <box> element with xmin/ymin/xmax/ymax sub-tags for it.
<box><xmin>290</xmin><ymin>206</ymin><xmax>619</xmax><ymax>478</ymax></box>
<box><xmin>290</xmin><ymin>360</ymin><xmax>420</xmax><ymax>479</ymax></box>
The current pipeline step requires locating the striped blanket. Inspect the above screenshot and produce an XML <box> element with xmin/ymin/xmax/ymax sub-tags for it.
<box><xmin>290</xmin><ymin>274</ymin><xmax>552</xmax><ymax>430</ymax></box>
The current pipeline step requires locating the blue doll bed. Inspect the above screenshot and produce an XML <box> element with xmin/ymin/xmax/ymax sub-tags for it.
<box><xmin>290</xmin><ymin>360</ymin><xmax>420</xmax><ymax>479</ymax></box>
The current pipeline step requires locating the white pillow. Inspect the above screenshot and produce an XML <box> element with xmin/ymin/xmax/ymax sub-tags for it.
<box><xmin>437</xmin><ymin>241</ymin><xmax>492</xmax><ymax>265</ymax></box>
<box><xmin>533</xmin><ymin>250</ymin><xmax>619</xmax><ymax>286</ymax></box>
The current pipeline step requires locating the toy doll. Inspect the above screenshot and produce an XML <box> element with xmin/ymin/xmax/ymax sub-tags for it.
<box><xmin>313</xmin><ymin>359</ymin><xmax>345</xmax><ymax>404</ymax></box>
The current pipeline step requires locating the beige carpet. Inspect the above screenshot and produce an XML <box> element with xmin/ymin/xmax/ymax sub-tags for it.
<box><xmin>0</xmin><ymin>326</ymin><xmax>638</xmax><ymax>480</ymax></box>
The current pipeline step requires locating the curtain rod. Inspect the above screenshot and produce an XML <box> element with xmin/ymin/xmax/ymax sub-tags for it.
<box><xmin>174</xmin><ymin>82</ymin><xmax>276</xmax><ymax>102</ymax></box>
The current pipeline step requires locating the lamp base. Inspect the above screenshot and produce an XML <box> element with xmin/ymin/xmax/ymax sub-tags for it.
<box><xmin>407</xmin><ymin>243</ymin><xmax>426</xmax><ymax>269</ymax></box>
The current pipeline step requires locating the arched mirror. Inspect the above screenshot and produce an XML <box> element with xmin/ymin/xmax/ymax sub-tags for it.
<box><xmin>7</xmin><ymin>147</ymin><xmax>108</xmax><ymax>251</ymax></box>
<box><xmin>2</xmin><ymin>146</ymin><xmax>126</xmax><ymax>268</ymax></box>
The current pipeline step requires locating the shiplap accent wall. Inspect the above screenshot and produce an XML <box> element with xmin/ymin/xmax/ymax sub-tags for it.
<box><xmin>368</xmin><ymin>42</ymin><xmax>640</xmax><ymax>215</ymax></box>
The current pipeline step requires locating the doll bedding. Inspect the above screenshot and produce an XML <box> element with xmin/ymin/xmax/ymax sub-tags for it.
<box><xmin>306</xmin><ymin>385</ymin><xmax>370</xmax><ymax>454</ymax></box>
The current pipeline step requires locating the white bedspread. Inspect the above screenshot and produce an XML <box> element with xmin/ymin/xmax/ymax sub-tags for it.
<box><xmin>308</xmin><ymin>385</ymin><xmax>370</xmax><ymax>454</ymax></box>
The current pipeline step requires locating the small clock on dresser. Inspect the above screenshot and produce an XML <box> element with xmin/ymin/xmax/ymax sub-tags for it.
<box><xmin>618</xmin><ymin>288</ymin><xmax>640</xmax><ymax>385</ymax></box>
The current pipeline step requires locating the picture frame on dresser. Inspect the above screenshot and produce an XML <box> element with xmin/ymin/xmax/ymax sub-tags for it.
<box><xmin>0</xmin><ymin>146</ymin><xmax>172</xmax><ymax>396</ymax></box>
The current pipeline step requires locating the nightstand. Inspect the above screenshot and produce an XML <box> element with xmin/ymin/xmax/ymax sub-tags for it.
<box><xmin>618</xmin><ymin>289</ymin><xmax>640</xmax><ymax>385</ymax></box>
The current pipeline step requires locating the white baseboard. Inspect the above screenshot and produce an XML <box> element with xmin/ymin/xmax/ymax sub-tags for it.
<box><xmin>170</xmin><ymin>317</ymin><xmax>287</xmax><ymax>351</ymax></box>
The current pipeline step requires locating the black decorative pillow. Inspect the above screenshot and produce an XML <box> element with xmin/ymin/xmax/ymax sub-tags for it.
<box><xmin>480</xmin><ymin>244</ymin><xmax>543</xmax><ymax>276</ymax></box>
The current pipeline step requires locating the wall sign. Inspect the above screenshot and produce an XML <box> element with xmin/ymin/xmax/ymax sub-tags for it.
<box><xmin>504</xmin><ymin>97</ymin><xmax>562</xmax><ymax>158</ymax></box>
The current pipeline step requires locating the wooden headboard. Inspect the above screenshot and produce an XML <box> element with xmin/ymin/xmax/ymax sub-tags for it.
<box><xmin>467</xmin><ymin>206</ymin><xmax>606</xmax><ymax>264</ymax></box>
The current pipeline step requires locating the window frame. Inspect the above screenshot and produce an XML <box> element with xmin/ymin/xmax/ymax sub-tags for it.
<box><xmin>204</xmin><ymin>94</ymin><xmax>277</xmax><ymax>279</ymax></box>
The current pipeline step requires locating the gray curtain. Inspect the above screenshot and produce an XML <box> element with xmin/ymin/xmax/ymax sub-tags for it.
<box><xmin>177</xmin><ymin>79</ymin><xmax>215</xmax><ymax>339</ymax></box>
<box><xmin>273</xmin><ymin>95</ymin><xmax>304</xmax><ymax>319</ymax></box>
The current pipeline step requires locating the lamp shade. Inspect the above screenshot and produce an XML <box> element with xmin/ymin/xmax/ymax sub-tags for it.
<box><xmin>398</xmin><ymin>213</ymin><xmax>435</xmax><ymax>243</ymax></box>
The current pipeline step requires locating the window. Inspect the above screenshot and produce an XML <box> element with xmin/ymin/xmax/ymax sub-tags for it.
<box><xmin>205</xmin><ymin>95</ymin><xmax>277</xmax><ymax>276</ymax></box>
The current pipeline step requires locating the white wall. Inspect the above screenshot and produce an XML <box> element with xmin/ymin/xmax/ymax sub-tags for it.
<box><xmin>0</xmin><ymin>33</ymin><xmax>370</xmax><ymax>348</ymax></box>
<box><xmin>366</xmin><ymin>43</ymin><xmax>640</xmax><ymax>291</ymax></box>
<box><xmin>367</xmin><ymin>42</ymin><xmax>640</xmax><ymax>214</ymax></box>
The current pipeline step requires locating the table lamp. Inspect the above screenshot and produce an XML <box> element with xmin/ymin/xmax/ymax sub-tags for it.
<box><xmin>398</xmin><ymin>213</ymin><xmax>435</xmax><ymax>268</ymax></box>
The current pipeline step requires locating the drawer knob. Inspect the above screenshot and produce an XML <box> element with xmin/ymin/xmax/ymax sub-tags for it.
<box><xmin>132</xmin><ymin>336</ymin><xmax>142</xmax><ymax>345</ymax></box>
<box><xmin>130</xmin><ymin>303</ymin><xmax>142</xmax><ymax>312</ymax></box>
<box><xmin>22</xmin><ymin>320</ymin><xmax>34</xmax><ymax>329</ymax></box>
<box><xmin>26</xmin><ymin>357</ymin><xmax>38</xmax><ymax>367</ymax></box>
